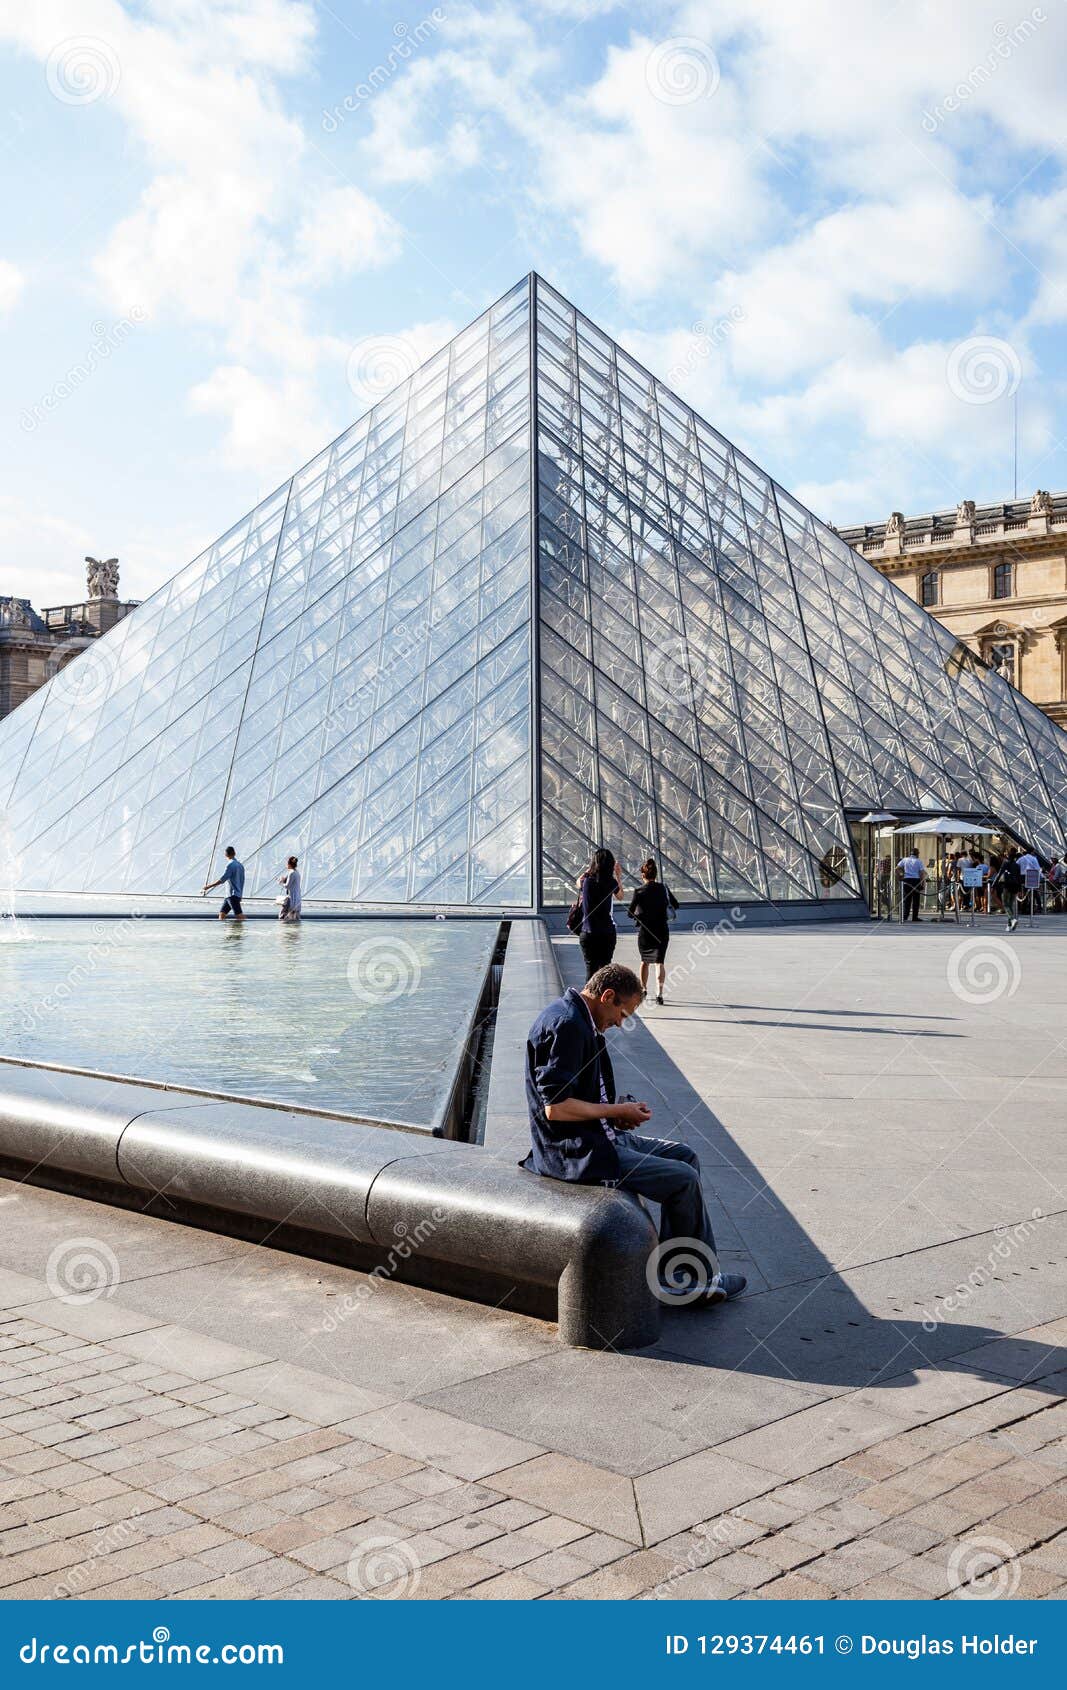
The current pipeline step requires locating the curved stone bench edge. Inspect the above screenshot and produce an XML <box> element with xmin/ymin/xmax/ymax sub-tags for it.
<box><xmin>0</xmin><ymin>1065</ymin><xmax>661</xmax><ymax>1350</ymax></box>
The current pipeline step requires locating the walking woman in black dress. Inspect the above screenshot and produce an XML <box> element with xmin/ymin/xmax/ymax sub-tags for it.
<box><xmin>575</xmin><ymin>847</ymin><xmax>624</xmax><ymax>980</ymax></box>
<box><xmin>628</xmin><ymin>858</ymin><xmax>678</xmax><ymax>1004</ymax></box>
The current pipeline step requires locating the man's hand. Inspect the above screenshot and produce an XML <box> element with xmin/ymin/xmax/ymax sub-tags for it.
<box><xmin>613</xmin><ymin>1100</ymin><xmax>652</xmax><ymax>1128</ymax></box>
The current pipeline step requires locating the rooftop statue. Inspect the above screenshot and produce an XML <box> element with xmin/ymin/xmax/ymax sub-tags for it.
<box><xmin>85</xmin><ymin>557</ymin><xmax>120</xmax><ymax>599</ymax></box>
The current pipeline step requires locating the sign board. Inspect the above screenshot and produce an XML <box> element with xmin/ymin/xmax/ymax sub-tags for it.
<box><xmin>1024</xmin><ymin>867</ymin><xmax>1042</xmax><ymax>891</ymax></box>
<box><xmin>961</xmin><ymin>866</ymin><xmax>986</xmax><ymax>890</ymax></box>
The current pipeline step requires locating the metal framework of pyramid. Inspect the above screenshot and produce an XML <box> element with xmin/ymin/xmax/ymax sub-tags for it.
<box><xmin>2</xmin><ymin>275</ymin><xmax>1065</xmax><ymax>911</ymax></box>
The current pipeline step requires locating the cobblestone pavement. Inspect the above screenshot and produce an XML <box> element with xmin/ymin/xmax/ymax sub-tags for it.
<box><xmin>1</xmin><ymin>1306</ymin><xmax>1065</xmax><ymax>1601</ymax></box>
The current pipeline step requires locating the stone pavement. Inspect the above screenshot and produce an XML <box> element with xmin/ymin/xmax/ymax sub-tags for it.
<box><xmin>0</xmin><ymin>1298</ymin><xmax>1064</xmax><ymax>1600</ymax></box>
<box><xmin>1</xmin><ymin>916</ymin><xmax>1066</xmax><ymax>1600</ymax></box>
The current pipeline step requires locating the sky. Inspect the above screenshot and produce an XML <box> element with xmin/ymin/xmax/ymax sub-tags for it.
<box><xmin>1</xmin><ymin>0</ymin><xmax>1065</xmax><ymax>610</ymax></box>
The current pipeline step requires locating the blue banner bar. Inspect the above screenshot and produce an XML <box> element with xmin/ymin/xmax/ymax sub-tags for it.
<box><xmin>1</xmin><ymin>1600</ymin><xmax>1063</xmax><ymax>1685</ymax></box>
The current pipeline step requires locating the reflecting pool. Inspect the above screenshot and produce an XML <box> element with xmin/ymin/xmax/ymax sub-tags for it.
<box><xmin>0</xmin><ymin>917</ymin><xmax>498</xmax><ymax>1129</ymax></box>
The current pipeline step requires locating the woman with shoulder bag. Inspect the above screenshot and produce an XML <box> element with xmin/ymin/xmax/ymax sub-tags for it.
<box><xmin>574</xmin><ymin>846</ymin><xmax>623</xmax><ymax>980</ymax></box>
<box><xmin>628</xmin><ymin>857</ymin><xmax>679</xmax><ymax>1005</ymax></box>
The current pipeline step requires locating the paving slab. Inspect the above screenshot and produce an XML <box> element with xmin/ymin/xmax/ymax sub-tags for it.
<box><xmin>341</xmin><ymin>1402</ymin><xmax>544</xmax><ymax>1481</ymax></box>
<box><xmin>0</xmin><ymin>1175</ymin><xmax>245</xmax><ymax>1283</ymax></box>
<box><xmin>1</xmin><ymin>919</ymin><xmax>1065</xmax><ymax>1602</ymax></box>
<box><xmin>482</xmin><ymin>1454</ymin><xmax>642</xmax><ymax>1544</ymax></box>
<box><xmin>208</xmin><ymin>1362</ymin><xmax>394</xmax><ymax>1427</ymax></box>
<box><xmin>93</xmin><ymin>1246</ymin><xmax>557</xmax><ymax>1397</ymax></box>
<box><xmin>420</xmin><ymin>1347</ymin><xmax>825</xmax><ymax>1475</ymax></box>
<box><xmin>714</xmin><ymin>1398</ymin><xmax>921</xmax><ymax>1481</ymax></box>
<box><xmin>0</xmin><ymin>1269</ymin><xmax>51</xmax><ymax>1310</ymax></box>
<box><xmin>634</xmin><ymin>1450</ymin><xmax>778</xmax><ymax>1543</ymax></box>
<box><xmin>18</xmin><ymin>1298</ymin><xmax>168</xmax><ymax>1342</ymax></box>
<box><xmin>104</xmin><ymin>1326</ymin><xmax>271</xmax><ymax>1380</ymax></box>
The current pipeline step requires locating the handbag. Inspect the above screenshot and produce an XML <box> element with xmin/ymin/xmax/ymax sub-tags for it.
<box><xmin>566</xmin><ymin>898</ymin><xmax>583</xmax><ymax>935</ymax></box>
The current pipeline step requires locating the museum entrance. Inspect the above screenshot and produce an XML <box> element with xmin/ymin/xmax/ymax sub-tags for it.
<box><xmin>847</xmin><ymin>811</ymin><xmax>1020</xmax><ymax>919</ymax></box>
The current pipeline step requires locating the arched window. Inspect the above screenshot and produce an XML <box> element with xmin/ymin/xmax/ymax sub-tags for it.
<box><xmin>993</xmin><ymin>560</ymin><xmax>1013</xmax><ymax>599</ymax></box>
<box><xmin>921</xmin><ymin>569</ymin><xmax>940</xmax><ymax>607</ymax></box>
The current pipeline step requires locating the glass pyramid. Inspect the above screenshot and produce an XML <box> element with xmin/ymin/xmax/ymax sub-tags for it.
<box><xmin>2</xmin><ymin>275</ymin><xmax>1064</xmax><ymax>911</ymax></box>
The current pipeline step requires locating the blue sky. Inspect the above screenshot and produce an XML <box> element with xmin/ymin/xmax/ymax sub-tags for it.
<box><xmin>1</xmin><ymin>0</ymin><xmax>1065</xmax><ymax>609</ymax></box>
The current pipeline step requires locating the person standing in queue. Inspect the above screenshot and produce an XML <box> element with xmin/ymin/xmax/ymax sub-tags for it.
<box><xmin>628</xmin><ymin>858</ymin><xmax>679</xmax><ymax>1005</ymax></box>
<box><xmin>896</xmin><ymin>846</ymin><xmax>926</xmax><ymax>923</ymax></box>
<box><xmin>575</xmin><ymin>847</ymin><xmax>623</xmax><ymax>980</ymax></box>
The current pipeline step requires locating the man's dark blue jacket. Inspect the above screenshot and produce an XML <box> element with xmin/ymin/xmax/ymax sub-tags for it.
<box><xmin>524</xmin><ymin>986</ymin><xmax>620</xmax><ymax>1184</ymax></box>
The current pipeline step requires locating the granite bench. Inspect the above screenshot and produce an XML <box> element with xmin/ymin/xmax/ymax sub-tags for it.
<box><xmin>0</xmin><ymin>1052</ymin><xmax>661</xmax><ymax>1351</ymax></box>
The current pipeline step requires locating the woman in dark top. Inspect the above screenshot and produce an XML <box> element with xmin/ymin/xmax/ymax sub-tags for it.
<box><xmin>576</xmin><ymin>846</ymin><xmax>623</xmax><ymax>980</ymax></box>
<box><xmin>628</xmin><ymin>857</ymin><xmax>678</xmax><ymax>1005</ymax></box>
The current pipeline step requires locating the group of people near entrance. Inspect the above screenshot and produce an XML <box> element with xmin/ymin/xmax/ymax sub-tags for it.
<box><xmin>203</xmin><ymin>846</ymin><xmax>302</xmax><ymax>922</ymax></box>
<box><xmin>894</xmin><ymin>845</ymin><xmax>1055</xmax><ymax>931</ymax></box>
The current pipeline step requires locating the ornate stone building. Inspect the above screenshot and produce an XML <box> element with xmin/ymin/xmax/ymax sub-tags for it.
<box><xmin>837</xmin><ymin>492</ymin><xmax>1067</xmax><ymax>729</ymax></box>
<box><xmin>0</xmin><ymin>558</ymin><xmax>138</xmax><ymax>719</ymax></box>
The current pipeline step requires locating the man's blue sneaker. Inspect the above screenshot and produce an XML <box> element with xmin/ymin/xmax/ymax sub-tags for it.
<box><xmin>702</xmin><ymin>1271</ymin><xmax>747</xmax><ymax>1305</ymax></box>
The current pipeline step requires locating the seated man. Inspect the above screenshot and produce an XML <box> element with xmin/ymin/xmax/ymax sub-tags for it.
<box><xmin>524</xmin><ymin>962</ymin><xmax>745</xmax><ymax>1306</ymax></box>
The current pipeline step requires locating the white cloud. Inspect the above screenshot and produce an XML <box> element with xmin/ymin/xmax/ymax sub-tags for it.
<box><xmin>1012</xmin><ymin>185</ymin><xmax>1067</xmax><ymax>327</ymax></box>
<box><xmin>0</xmin><ymin>495</ymin><xmax>90</xmax><ymax>607</ymax></box>
<box><xmin>0</xmin><ymin>259</ymin><xmax>24</xmax><ymax>313</ymax></box>
<box><xmin>290</xmin><ymin>186</ymin><xmax>403</xmax><ymax>284</ymax></box>
<box><xmin>704</xmin><ymin>188</ymin><xmax>1007</xmax><ymax>385</ymax></box>
<box><xmin>359</xmin><ymin>47</ymin><xmax>511</xmax><ymax>186</ymax></box>
<box><xmin>187</xmin><ymin>363</ymin><xmax>329</xmax><ymax>476</ymax></box>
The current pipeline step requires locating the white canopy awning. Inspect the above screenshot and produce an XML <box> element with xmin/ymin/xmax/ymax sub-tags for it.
<box><xmin>893</xmin><ymin>816</ymin><xmax>998</xmax><ymax>836</ymax></box>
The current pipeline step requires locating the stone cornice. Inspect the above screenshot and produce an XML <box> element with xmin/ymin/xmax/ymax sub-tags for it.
<box><xmin>862</xmin><ymin>530</ymin><xmax>1067</xmax><ymax>569</ymax></box>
